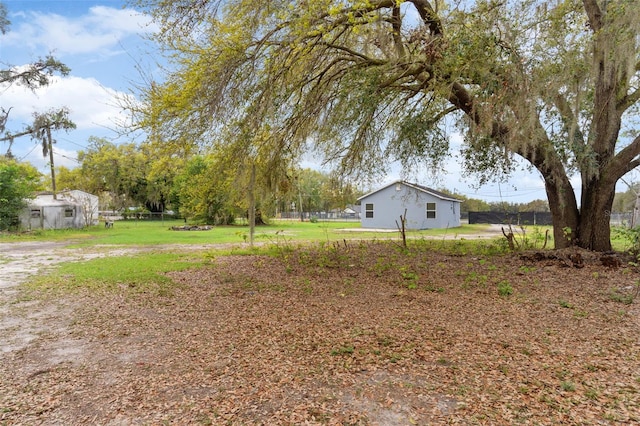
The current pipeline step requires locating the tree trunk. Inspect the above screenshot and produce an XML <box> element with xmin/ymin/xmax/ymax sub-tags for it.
<box><xmin>544</xmin><ymin>174</ymin><xmax>580</xmax><ymax>249</ymax></box>
<box><xmin>545</xmin><ymin>172</ymin><xmax>616</xmax><ymax>252</ymax></box>
<box><xmin>577</xmin><ymin>177</ymin><xmax>615</xmax><ymax>251</ymax></box>
<box><xmin>248</xmin><ymin>162</ymin><xmax>256</xmax><ymax>247</ymax></box>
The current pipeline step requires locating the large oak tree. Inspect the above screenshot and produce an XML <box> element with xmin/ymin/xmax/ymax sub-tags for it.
<box><xmin>135</xmin><ymin>0</ymin><xmax>640</xmax><ymax>251</ymax></box>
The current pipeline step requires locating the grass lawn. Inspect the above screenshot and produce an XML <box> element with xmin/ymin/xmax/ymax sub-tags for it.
<box><xmin>3</xmin><ymin>218</ymin><xmax>635</xmax><ymax>251</ymax></box>
<box><xmin>0</xmin><ymin>219</ymin><xmax>500</xmax><ymax>247</ymax></box>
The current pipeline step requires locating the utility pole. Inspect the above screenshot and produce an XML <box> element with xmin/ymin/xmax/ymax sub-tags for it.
<box><xmin>0</xmin><ymin>108</ymin><xmax>75</xmax><ymax>198</ymax></box>
<box><xmin>46</xmin><ymin>126</ymin><xmax>57</xmax><ymax>199</ymax></box>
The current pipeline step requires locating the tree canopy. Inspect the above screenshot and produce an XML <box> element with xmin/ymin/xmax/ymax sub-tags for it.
<box><xmin>134</xmin><ymin>0</ymin><xmax>640</xmax><ymax>251</ymax></box>
<box><xmin>0</xmin><ymin>158</ymin><xmax>43</xmax><ymax>230</ymax></box>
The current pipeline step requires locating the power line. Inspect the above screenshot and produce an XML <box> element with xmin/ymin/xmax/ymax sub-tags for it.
<box><xmin>52</xmin><ymin>147</ymin><xmax>79</xmax><ymax>163</ymax></box>
<box><xmin>18</xmin><ymin>146</ymin><xmax>80</xmax><ymax>164</ymax></box>
<box><xmin>17</xmin><ymin>143</ymin><xmax>39</xmax><ymax>161</ymax></box>
<box><xmin>56</xmin><ymin>137</ymin><xmax>85</xmax><ymax>149</ymax></box>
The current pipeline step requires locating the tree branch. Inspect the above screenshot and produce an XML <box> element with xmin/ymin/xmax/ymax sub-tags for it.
<box><xmin>582</xmin><ymin>0</ymin><xmax>603</xmax><ymax>32</ymax></box>
<box><xmin>619</xmin><ymin>86</ymin><xmax>640</xmax><ymax>111</ymax></box>
<box><xmin>0</xmin><ymin>56</ymin><xmax>69</xmax><ymax>89</ymax></box>
<box><xmin>310</xmin><ymin>0</ymin><xmax>395</xmax><ymax>27</ymax></box>
<box><xmin>552</xmin><ymin>91</ymin><xmax>586</xmax><ymax>145</ymax></box>
<box><xmin>0</xmin><ymin>129</ymin><xmax>32</xmax><ymax>142</ymax></box>
<box><xmin>379</xmin><ymin>63</ymin><xmax>430</xmax><ymax>89</ymax></box>
<box><xmin>0</xmin><ymin>107</ymin><xmax>10</xmax><ymax>134</ymax></box>
<box><xmin>448</xmin><ymin>81</ymin><xmax>511</xmax><ymax>140</ymax></box>
<box><xmin>391</xmin><ymin>5</ymin><xmax>406</xmax><ymax>59</ymax></box>
<box><xmin>409</xmin><ymin>0</ymin><xmax>443</xmax><ymax>35</ymax></box>
<box><xmin>316</xmin><ymin>41</ymin><xmax>387</xmax><ymax>66</ymax></box>
<box><xmin>625</xmin><ymin>158</ymin><xmax>640</xmax><ymax>174</ymax></box>
<box><xmin>609</xmin><ymin>134</ymin><xmax>640</xmax><ymax>179</ymax></box>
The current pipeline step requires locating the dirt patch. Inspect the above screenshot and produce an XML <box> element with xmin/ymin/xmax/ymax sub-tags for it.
<box><xmin>1</xmin><ymin>241</ymin><xmax>639</xmax><ymax>424</ymax></box>
<box><xmin>0</xmin><ymin>241</ymin><xmax>242</xmax><ymax>354</ymax></box>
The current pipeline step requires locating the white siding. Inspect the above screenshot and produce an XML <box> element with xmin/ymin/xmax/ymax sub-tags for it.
<box><xmin>18</xmin><ymin>191</ymin><xmax>97</xmax><ymax>230</ymax></box>
<box><xmin>359</xmin><ymin>182</ymin><xmax>461</xmax><ymax>229</ymax></box>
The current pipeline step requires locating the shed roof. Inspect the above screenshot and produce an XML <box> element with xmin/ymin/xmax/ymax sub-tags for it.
<box><xmin>357</xmin><ymin>180</ymin><xmax>462</xmax><ymax>203</ymax></box>
<box><xmin>27</xmin><ymin>196</ymin><xmax>79</xmax><ymax>207</ymax></box>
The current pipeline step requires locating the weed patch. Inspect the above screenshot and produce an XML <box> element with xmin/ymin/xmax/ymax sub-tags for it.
<box><xmin>497</xmin><ymin>280</ymin><xmax>514</xmax><ymax>296</ymax></box>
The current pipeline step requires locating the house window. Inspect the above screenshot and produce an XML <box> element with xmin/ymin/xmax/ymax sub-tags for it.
<box><xmin>30</xmin><ymin>209</ymin><xmax>41</xmax><ymax>218</ymax></box>
<box><xmin>365</xmin><ymin>203</ymin><xmax>374</xmax><ymax>218</ymax></box>
<box><xmin>426</xmin><ymin>202</ymin><xmax>436</xmax><ymax>219</ymax></box>
<box><xmin>64</xmin><ymin>208</ymin><xmax>74</xmax><ymax>218</ymax></box>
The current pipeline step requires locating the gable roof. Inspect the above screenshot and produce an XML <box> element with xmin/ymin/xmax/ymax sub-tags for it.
<box><xmin>357</xmin><ymin>180</ymin><xmax>462</xmax><ymax>203</ymax></box>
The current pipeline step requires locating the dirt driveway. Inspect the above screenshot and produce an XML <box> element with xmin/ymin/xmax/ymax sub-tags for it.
<box><xmin>0</xmin><ymin>241</ymin><xmax>228</xmax><ymax>354</ymax></box>
<box><xmin>1</xmin><ymin>241</ymin><xmax>90</xmax><ymax>354</ymax></box>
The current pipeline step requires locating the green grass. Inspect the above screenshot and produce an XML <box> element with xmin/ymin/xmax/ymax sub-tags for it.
<box><xmin>7</xmin><ymin>221</ymin><xmax>634</xmax><ymax>252</ymax></box>
<box><xmin>6</xmin><ymin>220</ymin><xmax>512</xmax><ymax>295</ymax></box>
<box><xmin>415</xmin><ymin>224</ymin><xmax>494</xmax><ymax>236</ymax></box>
<box><xmin>0</xmin><ymin>219</ymin><xmax>500</xmax><ymax>247</ymax></box>
<box><xmin>26</xmin><ymin>252</ymin><xmax>204</xmax><ymax>295</ymax></box>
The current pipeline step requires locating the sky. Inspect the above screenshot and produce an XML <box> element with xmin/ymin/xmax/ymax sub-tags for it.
<box><xmin>1</xmin><ymin>1</ymin><xmax>156</xmax><ymax>168</ymax></box>
<box><xmin>0</xmin><ymin>0</ymin><xmax>603</xmax><ymax>204</ymax></box>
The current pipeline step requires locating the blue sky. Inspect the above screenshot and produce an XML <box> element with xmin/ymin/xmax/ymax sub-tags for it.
<box><xmin>1</xmin><ymin>0</ymin><xmax>156</xmax><ymax>169</ymax></box>
<box><xmin>0</xmin><ymin>0</ymin><xmax>592</xmax><ymax>204</ymax></box>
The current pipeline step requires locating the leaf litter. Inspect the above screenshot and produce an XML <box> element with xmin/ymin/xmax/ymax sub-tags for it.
<box><xmin>1</xmin><ymin>241</ymin><xmax>639</xmax><ymax>425</ymax></box>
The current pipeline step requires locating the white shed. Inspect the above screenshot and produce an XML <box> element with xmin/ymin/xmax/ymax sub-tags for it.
<box><xmin>58</xmin><ymin>190</ymin><xmax>100</xmax><ymax>226</ymax></box>
<box><xmin>357</xmin><ymin>181</ymin><xmax>462</xmax><ymax>230</ymax></box>
<box><xmin>19</xmin><ymin>190</ymin><xmax>99</xmax><ymax>230</ymax></box>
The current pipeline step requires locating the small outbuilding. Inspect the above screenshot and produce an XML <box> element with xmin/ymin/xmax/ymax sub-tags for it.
<box><xmin>357</xmin><ymin>180</ymin><xmax>462</xmax><ymax>230</ymax></box>
<box><xmin>19</xmin><ymin>190</ymin><xmax>99</xmax><ymax>230</ymax></box>
<box><xmin>58</xmin><ymin>190</ymin><xmax>99</xmax><ymax>226</ymax></box>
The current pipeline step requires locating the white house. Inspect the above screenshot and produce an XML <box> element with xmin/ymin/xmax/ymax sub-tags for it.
<box><xmin>19</xmin><ymin>190</ymin><xmax>99</xmax><ymax>230</ymax></box>
<box><xmin>357</xmin><ymin>181</ymin><xmax>462</xmax><ymax>230</ymax></box>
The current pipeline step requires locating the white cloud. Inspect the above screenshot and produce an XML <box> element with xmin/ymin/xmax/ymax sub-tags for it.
<box><xmin>22</xmin><ymin>145</ymin><xmax>79</xmax><ymax>172</ymax></box>
<box><xmin>4</xmin><ymin>6</ymin><xmax>157</xmax><ymax>58</ymax></box>
<box><xmin>0</xmin><ymin>4</ymin><xmax>149</xmax><ymax>172</ymax></box>
<box><xmin>0</xmin><ymin>74</ymin><xmax>135</xmax><ymax>132</ymax></box>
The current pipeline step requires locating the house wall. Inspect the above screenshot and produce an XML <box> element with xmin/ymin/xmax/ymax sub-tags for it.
<box><xmin>43</xmin><ymin>205</ymin><xmax>83</xmax><ymax>229</ymax></box>
<box><xmin>360</xmin><ymin>183</ymin><xmax>460</xmax><ymax>229</ymax></box>
<box><xmin>59</xmin><ymin>190</ymin><xmax>100</xmax><ymax>226</ymax></box>
<box><xmin>21</xmin><ymin>207</ymin><xmax>43</xmax><ymax>230</ymax></box>
<box><xmin>19</xmin><ymin>201</ymin><xmax>84</xmax><ymax>230</ymax></box>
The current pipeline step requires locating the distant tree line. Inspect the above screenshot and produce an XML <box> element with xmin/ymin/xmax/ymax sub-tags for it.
<box><xmin>52</xmin><ymin>137</ymin><xmax>364</xmax><ymax>225</ymax></box>
<box><xmin>436</xmin><ymin>189</ymin><xmax>550</xmax><ymax>215</ymax></box>
<box><xmin>611</xmin><ymin>185</ymin><xmax>640</xmax><ymax>214</ymax></box>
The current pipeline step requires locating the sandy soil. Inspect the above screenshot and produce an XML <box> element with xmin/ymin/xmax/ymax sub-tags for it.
<box><xmin>1</xmin><ymin>242</ymin><xmax>90</xmax><ymax>354</ymax></box>
<box><xmin>0</xmin><ymin>240</ymin><xmax>239</xmax><ymax>351</ymax></box>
